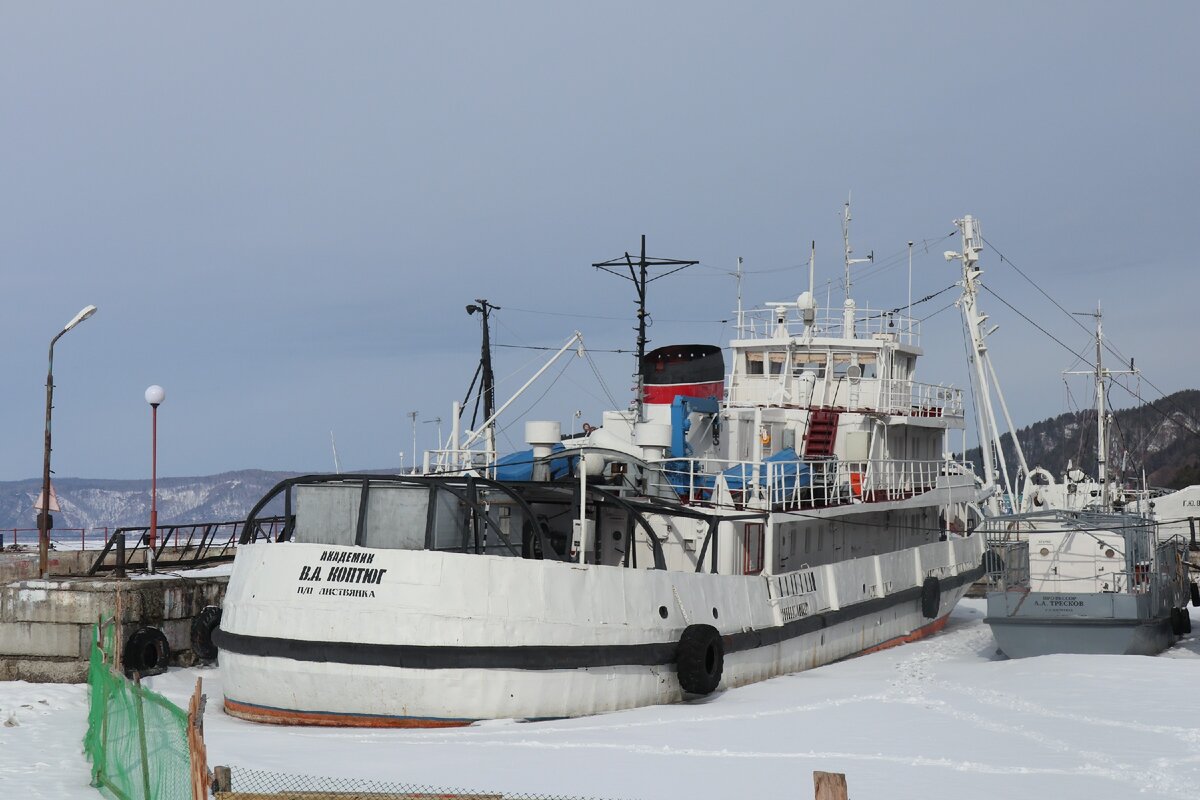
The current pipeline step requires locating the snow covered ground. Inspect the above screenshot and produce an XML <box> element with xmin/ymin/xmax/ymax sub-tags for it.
<box><xmin>2</xmin><ymin>599</ymin><xmax>1198</xmax><ymax>799</ymax></box>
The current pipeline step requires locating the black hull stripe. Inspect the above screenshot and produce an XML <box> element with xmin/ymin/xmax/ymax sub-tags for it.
<box><xmin>214</xmin><ymin>565</ymin><xmax>983</xmax><ymax>671</ymax></box>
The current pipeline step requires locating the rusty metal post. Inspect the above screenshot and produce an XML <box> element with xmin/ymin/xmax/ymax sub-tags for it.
<box><xmin>39</xmin><ymin>338</ymin><xmax>56</xmax><ymax>578</ymax></box>
<box><xmin>145</xmin><ymin>386</ymin><xmax>165</xmax><ymax>574</ymax></box>
<box><xmin>114</xmin><ymin>533</ymin><xmax>126</xmax><ymax>579</ymax></box>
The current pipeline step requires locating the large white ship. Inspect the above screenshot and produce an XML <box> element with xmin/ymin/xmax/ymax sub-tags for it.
<box><xmin>215</xmin><ymin>214</ymin><xmax>990</xmax><ymax>726</ymax></box>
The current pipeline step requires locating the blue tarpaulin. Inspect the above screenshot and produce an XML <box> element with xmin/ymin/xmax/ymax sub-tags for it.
<box><xmin>664</xmin><ymin>448</ymin><xmax>814</xmax><ymax>499</ymax></box>
<box><xmin>493</xmin><ymin>443</ymin><xmax>575</xmax><ymax>481</ymax></box>
<box><xmin>721</xmin><ymin>448</ymin><xmax>812</xmax><ymax>495</ymax></box>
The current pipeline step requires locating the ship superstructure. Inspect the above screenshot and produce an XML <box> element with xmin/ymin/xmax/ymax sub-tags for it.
<box><xmin>214</xmin><ymin>212</ymin><xmax>989</xmax><ymax>726</ymax></box>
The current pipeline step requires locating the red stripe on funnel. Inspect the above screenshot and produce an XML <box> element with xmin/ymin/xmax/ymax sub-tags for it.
<box><xmin>643</xmin><ymin>381</ymin><xmax>724</xmax><ymax>405</ymax></box>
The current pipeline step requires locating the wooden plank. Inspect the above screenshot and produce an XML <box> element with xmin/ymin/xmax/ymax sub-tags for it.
<box><xmin>813</xmin><ymin>771</ymin><xmax>848</xmax><ymax>800</ymax></box>
<box><xmin>188</xmin><ymin>678</ymin><xmax>210</xmax><ymax>800</ymax></box>
<box><xmin>215</xmin><ymin>794</ymin><xmax>504</xmax><ymax>800</ymax></box>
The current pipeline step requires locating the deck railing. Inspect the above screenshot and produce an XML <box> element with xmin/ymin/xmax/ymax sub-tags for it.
<box><xmin>735</xmin><ymin>305</ymin><xmax>921</xmax><ymax>345</ymax></box>
<box><xmin>650</xmin><ymin>457</ymin><xmax>974</xmax><ymax>511</ymax></box>
<box><xmin>728</xmin><ymin>375</ymin><xmax>963</xmax><ymax>417</ymax></box>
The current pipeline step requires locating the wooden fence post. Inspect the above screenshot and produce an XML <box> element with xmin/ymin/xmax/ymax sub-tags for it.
<box><xmin>813</xmin><ymin>771</ymin><xmax>848</xmax><ymax>800</ymax></box>
<box><xmin>212</xmin><ymin>765</ymin><xmax>232</xmax><ymax>794</ymax></box>
<box><xmin>188</xmin><ymin>678</ymin><xmax>210</xmax><ymax>800</ymax></box>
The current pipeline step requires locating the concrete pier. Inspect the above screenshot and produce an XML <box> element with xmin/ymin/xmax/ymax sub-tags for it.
<box><xmin>0</xmin><ymin>549</ymin><xmax>229</xmax><ymax>682</ymax></box>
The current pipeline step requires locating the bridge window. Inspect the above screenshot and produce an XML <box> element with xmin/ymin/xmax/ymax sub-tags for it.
<box><xmin>792</xmin><ymin>353</ymin><xmax>827</xmax><ymax>377</ymax></box>
<box><xmin>746</xmin><ymin>352</ymin><xmax>787</xmax><ymax>375</ymax></box>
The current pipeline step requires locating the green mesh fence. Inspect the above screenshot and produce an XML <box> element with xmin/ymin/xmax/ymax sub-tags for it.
<box><xmin>223</xmin><ymin>766</ymin><xmax>620</xmax><ymax>799</ymax></box>
<box><xmin>84</xmin><ymin>623</ymin><xmax>193</xmax><ymax>800</ymax></box>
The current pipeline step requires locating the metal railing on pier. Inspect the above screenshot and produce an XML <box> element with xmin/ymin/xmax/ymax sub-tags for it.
<box><xmin>87</xmin><ymin>517</ymin><xmax>286</xmax><ymax>575</ymax></box>
<box><xmin>5</xmin><ymin>526</ymin><xmax>112</xmax><ymax>551</ymax></box>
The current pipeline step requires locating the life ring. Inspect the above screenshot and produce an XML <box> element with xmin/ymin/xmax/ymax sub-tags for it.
<box><xmin>190</xmin><ymin>605</ymin><xmax>223</xmax><ymax>663</ymax></box>
<box><xmin>676</xmin><ymin>624</ymin><xmax>724</xmax><ymax>695</ymax></box>
<box><xmin>123</xmin><ymin>626</ymin><xmax>171</xmax><ymax>678</ymax></box>
<box><xmin>920</xmin><ymin>576</ymin><xmax>941</xmax><ymax>620</ymax></box>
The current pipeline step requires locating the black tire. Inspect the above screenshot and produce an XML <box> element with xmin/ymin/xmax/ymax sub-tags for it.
<box><xmin>921</xmin><ymin>576</ymin><xmax>941</xmax><ymax>620</ymax></box>
<box><xmin>190</xmin><ymin>606</ymin><xmax>222</xmax><ymax>663</ymax></box>
<box><xmin>676</xmin><ymin>624</ymin><xmax>724</xmax><ymax>695</ymax></box>
<box><xmin>123</xmin><ymin>626</ymin><xmax>170</xmax><ymax>678</ymax></box>
<box><xmin>1170</xmin><ymin>607</ymin><xmax>1186</xmax><ymax>637</ymax></box>
<box><xmin>981</xmin><ymin>550</ymin><xmax>1005</xmax><ymax>576</ymax></box>
<box><xmin>1184</xmin><ymin>612</ymin><xmax>1193</xmax><ymax>635</ymax></box>
<box><xmin>1190</xmin><ymin>582</ymin><xmax>1200</xmax><ymax>608</ymax></box>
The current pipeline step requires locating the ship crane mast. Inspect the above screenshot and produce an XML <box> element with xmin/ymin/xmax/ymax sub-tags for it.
<box><xmin>946</xmin><ymin>216</ymin><xmax>1030</xmax><ymax>514</ymax></box>
<box><xmin>1066</xmin><ymin>304</ymin><xmax>1137</xmax><ymax>510</ymax></box>
<box><xmin>842</xmin><ymin>196</ymin><xmax>874</xmax><ymax>300</ymax></box>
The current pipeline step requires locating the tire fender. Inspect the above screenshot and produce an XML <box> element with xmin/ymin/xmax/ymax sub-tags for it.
<box><xmin>1190</xmin><ymin>582</ymin><xmax>1200</xmax><ymax>608</ymax></box>
<box><xmin>676</xmin><ymin>624</ymin><xmax>724</xmax><ymax>695</ymax></box>
<box><xmin>190</xmin><ymin>606</ymin><xmax>223</xmax><ymax>663</ymax></box>
<box><xmin>123</xmin><ymin>626</ymin><xmax>170</xmax><ymax>678</ymax></box>
<box><xmin>921</xmin><ymin>576</ymin><xmax>941</xmax><ymax>620</ymax></box>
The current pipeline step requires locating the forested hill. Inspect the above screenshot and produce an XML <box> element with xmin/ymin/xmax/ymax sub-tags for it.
<box><xmin>966</xmin><ymin>389</ymin><xmax>1200</xmax><ymax>490</ymax></box>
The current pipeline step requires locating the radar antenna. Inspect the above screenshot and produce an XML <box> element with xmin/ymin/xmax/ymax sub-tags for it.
<box><xmin>592</xmin><ymin>236</ymin><xmax>698</xmax><ymax>421</ymax></box>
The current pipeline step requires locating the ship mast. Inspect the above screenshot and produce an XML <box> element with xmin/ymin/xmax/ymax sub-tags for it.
<box><xmin>947</xmin><ymin>216</ymin><xmax>1029</xmax><ymax>514</ymax></box>
<box><xmin>1066</xmin><ymin>303</ymin><xmax>1136</xmax><ymax>509</ymax></box>
<box><xmin>465</xmin><ymin>299</ymin><xmax>499</xmax><ymax>461</ymax></box>
<box><xmin>841</xmin><ymin>195</ymin><xmax>874</xmax><ymax>300</ymax></box>
<box><xmin>592</xmin><ymin>236</ymin><xmax>698</xmax><ymax>422</ymax></box>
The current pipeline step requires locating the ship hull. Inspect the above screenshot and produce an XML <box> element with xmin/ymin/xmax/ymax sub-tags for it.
<box><xmin>216</xmin><ymin>533</ymin><xmax>984</xmax><ymax>726</ymax></box>
<box><xmin>985</xmin><ymin>590</ymin><xmax>1178</xmax><ymax>658</ymax></box>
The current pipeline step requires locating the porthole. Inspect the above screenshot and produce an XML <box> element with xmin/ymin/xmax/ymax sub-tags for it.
<box><xmin>1105</xmin><ymin>549</ymin><xmax>1115</xmax><ymax>558</ymax></box>
<box><xmin>612</xmin><ymin>531</ymin><xmax>622</xmax><ymax>541</ymax></box>
<box><xmin>658</xmin><ymin>605</ymin><xmax>669</xmax><ymax>619</ymax></box>
<box><xmin>1039</xmin><ymin>547</ymin><xmax>1050</xmax><ymax>556</ymax></box>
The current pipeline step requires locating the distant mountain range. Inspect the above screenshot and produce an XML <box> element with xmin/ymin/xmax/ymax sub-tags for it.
<box><xmin>0</xmin><ymin>470</ymin><xmax>298</xmax><ymax>532</ymax></box>
<box><xmin>4</xmin><ymin>390</ymin><xmax>1198</xmax><ymax>532</ymax></box>
<box><xmin>966</xmin><ymin>389</ymin><xmax>1200</xmax><ymax>490</ymax></box>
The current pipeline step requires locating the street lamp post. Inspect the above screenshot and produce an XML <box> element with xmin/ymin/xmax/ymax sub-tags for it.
<box><xmin>39</xmin><ymin>304</ymin><xmax>98</xmax><ymax>578</ymax></box>
<box><xmin>144</xmin><ymin>385</ymin><xmax>165</xmax><ymax>574</ymax></box>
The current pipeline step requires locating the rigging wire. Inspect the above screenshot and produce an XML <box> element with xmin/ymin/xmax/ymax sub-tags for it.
<box><xmin>502</xmin><ymin>306</ymin><xmax>727</xmax><ymax>324</ymax></box>
<box><xmin>497</xmin><ymin>342</ymin><xmax>631</xmax><ymax>354</ymax></box>
<box><xmin>982</xmin><ymin>235</ymin><xmax>1200</xmax><ymax>439</ymax></box>
<box><xmin>918</xmin><ymin>300</ymin><xmax>958</xmax><ymax>323</ymax></box>
<box><xmin>864</xmin><ymin>283</ymin><xmax>957</xmax><ymax>320</ymax></box>
<box><xmin>494</xmin><ymin>356</ymin><xmax>576</xmax><ymax>439</ymax></box>
<box><xmin>582</xmin><ymin>347</ymin><xmax>621</xmax><ymax>410</ymax></box>
<box><xmin>980</xmin><ymin>285</ymin><xmax>1091</xmax><ymax>365</ymax></box>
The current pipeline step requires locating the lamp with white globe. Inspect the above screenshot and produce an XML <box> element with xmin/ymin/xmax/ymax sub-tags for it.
<box><xmin>145</xmin><ymin>385</ymin><xmax>165</xmax><ymax>573</ymax></box>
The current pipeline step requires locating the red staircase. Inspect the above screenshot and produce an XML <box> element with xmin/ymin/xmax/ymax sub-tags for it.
<box><xmin>803</xmin><ymin>410</ymin><xmax>839</xmax><ymax>457</ymax></box>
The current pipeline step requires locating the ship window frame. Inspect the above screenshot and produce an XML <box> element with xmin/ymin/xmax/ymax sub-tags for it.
<box><xmin>743</xmin><ymin>522</ymin><xmax>765</xmax><ymax>575</ymax></box>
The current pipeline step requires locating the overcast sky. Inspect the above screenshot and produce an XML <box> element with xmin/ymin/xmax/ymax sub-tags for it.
<box><xmin>2</xmin><ymin>2</ymin><xmax>1197</xmax><ymax>481</ymax></box>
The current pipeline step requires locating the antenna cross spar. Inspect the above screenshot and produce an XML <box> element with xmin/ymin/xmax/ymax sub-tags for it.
<box><xmin>591</xmin><ymin>236</ymin><xmax>698</xmax><ymax>421</ymax></box>
<box><xmin>841</xmin><ymin>196</ymin><xmax>874</xmax><ymax>299</ymax></box>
